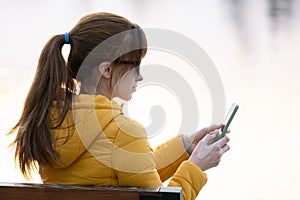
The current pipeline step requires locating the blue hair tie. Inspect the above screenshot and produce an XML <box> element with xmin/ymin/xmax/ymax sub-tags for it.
<box><xmin>64</xmin><ymin>32</ymin><xmax>70</xmax><ymax>44</ymax></box>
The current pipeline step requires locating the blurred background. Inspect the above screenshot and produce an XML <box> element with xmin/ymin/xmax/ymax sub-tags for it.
<box><xmin>1</xmin><ymin>0</ymin><xmax>300</xmax><ymax>199</ymax></box>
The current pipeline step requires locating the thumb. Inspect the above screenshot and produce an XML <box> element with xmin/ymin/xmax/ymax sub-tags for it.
<box><xmin>197</xmin><ymin>134</ymin><xmax>217</xmax><ymax>159</ymax></box>
<box><xmin>202</xmin><ymin>132</ymin><xmax>219</xmax><ymax>144</ymax></box>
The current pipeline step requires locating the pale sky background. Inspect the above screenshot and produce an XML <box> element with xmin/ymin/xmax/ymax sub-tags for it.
<box><xmin>1</xmin><ymin>0</ymin><xmax>300</xmax><ymax>199</ymax></box>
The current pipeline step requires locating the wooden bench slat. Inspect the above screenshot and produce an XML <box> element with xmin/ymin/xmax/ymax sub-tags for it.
<box><xmin>0</xmin><ymin>182</ymin><xmax>182</xmax><ymax>200</ymax></box>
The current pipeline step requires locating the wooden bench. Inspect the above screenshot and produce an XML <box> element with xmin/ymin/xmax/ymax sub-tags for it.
<box><xmin>0</xmin><ymin>182</ymin><xmax>182</xmax><ymax>200</ymax></box>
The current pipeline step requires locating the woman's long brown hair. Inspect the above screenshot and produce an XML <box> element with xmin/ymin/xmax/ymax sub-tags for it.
<box><xmin>9</xmin><ymin>12</ymin><xmax>147</xmax><ymax>179</ymax></box>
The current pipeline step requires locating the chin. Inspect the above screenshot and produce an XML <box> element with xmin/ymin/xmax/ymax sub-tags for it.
<box><xmin>120</xmin><ymin>95</ymin><xmax>132</xmax><ymax>101</ymax></box>
<box><xmin>125</xmin><ymin>96</ymin><xmax>132</xmax><ymax>101</ymax></box>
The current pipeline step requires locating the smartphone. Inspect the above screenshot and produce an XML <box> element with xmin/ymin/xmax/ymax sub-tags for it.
<box><xmin>219</xmin><ymin>103</ymin><xmax>239</xmax><ymax>139</ymax></box>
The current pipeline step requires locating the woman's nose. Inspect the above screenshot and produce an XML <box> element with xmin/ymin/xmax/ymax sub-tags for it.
<box><xmin>136</xmin><ymin>73</ymin><xmax>143</xmax><ymax>82</ymax></box>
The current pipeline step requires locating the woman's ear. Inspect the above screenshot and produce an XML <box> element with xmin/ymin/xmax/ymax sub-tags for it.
<box><xmin>98</xmin><ymin>62</ymin><xmax>112</xmax><ymax>79</ymax></box>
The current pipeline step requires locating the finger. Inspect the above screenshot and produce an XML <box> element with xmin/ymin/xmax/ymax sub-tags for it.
<box><xmin>193</xmin><ymin>129</ymin><xmax>207</xmax><ymax>140</ymax></box>
<box><xmin>206</xmin><ymin>124</ymin><xmax>224</xmax><ymax>133</ymax></box>
<box><xmin>221</xmin><ymin>144</ymin><xmax>230</xmax><ymax>155</ymax></box>
<box><xmin>196</xmin><ymin>124</ymin><xmax>224</xmax><ymax>145</ymax></box>
<box><xmin>215</xmin><ymin>135</ymin><xmax>229</xmax><ymax>147</ymax></box>
<box><xmin>207</xmin><ymin>130</ymin><xmax>221</xmax><ymax>144</ymax></box>
<box><xmin>210</xmin><ymin>130</ymin><xmax>221</xmax><ymax>136</ymax></box>
<box><xmin>197</xmin><ymin>135</ymin><xmax>216</xmax><ymax>159</ymax></box>
<box><xmin>197</xmin><ymin>124</ymin><xmax>223</xmax><ymax>140</ymax></box>
<box><xmin>202</xmin><ymin>132</ymin><xmax>219</xmax><ymax>144</ymax></box>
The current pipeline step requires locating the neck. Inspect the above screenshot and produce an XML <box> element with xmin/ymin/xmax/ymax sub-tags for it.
<box><xmin>80</xmin><ymin>80</ymin><xmax>113</xmax><ymax>100</ymax></box>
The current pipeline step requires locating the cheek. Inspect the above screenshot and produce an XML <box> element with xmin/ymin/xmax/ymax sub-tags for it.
<box><xmin>118</xmin><ymin>83</ymin><xmax>127</xmax><ymax>92</ymax></box>
<box><xmin>115</xmin><ymin>79</ymin><xmax>130</xmax><ymax>93</ymax></box>
<box><xmin>121</xmin><ymin>74</ymin><xmax>136</xmax><ymax>87</ymax></box>
<box><xmin>113</xmin><ymin>70</ymin><xmax>136</xmax><ymax>94</ymax></box>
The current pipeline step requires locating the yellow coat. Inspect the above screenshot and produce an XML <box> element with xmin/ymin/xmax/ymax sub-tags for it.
<box><xmin>40</xmin><ymin>94</ymin><xmax>207</xmax><ymax>200</ymax></box>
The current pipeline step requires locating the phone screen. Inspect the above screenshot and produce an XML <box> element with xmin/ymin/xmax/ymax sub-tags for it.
<box><xmin>219</xmin><ymin>103</ymin><xmax>239</xmax><ymax>139</ymax></box>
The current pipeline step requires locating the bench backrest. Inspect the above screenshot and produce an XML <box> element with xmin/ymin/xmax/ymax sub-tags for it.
<box><xmin>0</xmin><ymin>182</ymin><xmax>182</xmax><ymax>200</ymax></box>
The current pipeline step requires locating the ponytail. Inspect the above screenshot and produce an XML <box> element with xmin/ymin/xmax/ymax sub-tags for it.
<box><xmin>10</xmin><ymin>34</ymin><xmax>74</xmax><ymax>179</ymax></box>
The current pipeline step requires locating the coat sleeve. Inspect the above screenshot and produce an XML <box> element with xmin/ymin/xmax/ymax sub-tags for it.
<box><xmin>168</xmin><ymin>161</ymin><xmax>207</xmax><ymax>200</ymax></box>
<box><xmin>112</xmin><ymin>120</ymin><xmax>163</xmax><ymax>187</ymax></box>
<box><xmin>154</xmin><ymin>135</ymin><xmax>208</xmax><ymax>200</ymax></box>
<box><xmin>154</xmin><ymin>134</ymin><xmax>190</xmax><ymax>182</ymax></box>
<box><xmin>112</xmin><ymin>121</ymin><xmax>207</xmax><ymax>199</ymax></box>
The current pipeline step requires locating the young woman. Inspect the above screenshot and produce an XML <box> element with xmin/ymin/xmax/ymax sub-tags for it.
<box><xmin>10</xmin><ymin>12</ymin><xmax>230</xmax><ymax>200</ymax></box>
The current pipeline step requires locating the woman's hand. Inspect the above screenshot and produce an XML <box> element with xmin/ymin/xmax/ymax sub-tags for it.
<box><xmin>187</xmin><ymin>124</ymin><xmax>225</xmax><ymax>153</ymax></box>
<box><xmin>188</xmin><ymin>132</ymin><xmax>230</xmax><ymax>171</ymax></box>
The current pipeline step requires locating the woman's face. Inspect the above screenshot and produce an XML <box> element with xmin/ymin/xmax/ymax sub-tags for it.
<box><xmin>113</xmin><ymin>66</ymin><xmax>143</xmax><ymax>101</ymax></box>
